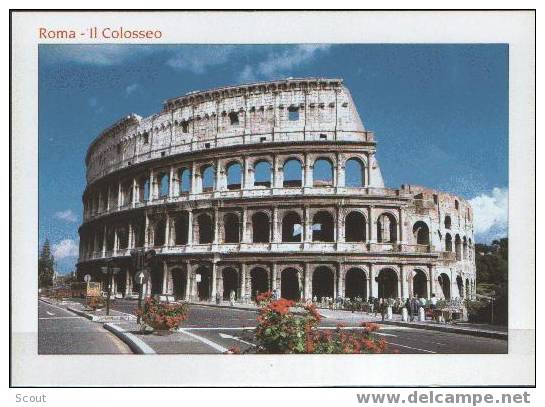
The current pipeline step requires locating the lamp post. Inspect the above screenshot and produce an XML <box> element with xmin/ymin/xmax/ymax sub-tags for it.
<box><xmin>100</xmin><ymin>261</ymin><xmax>120</xmax><ymax>316</ymax></box>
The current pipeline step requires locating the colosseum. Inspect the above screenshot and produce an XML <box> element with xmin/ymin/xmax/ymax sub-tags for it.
<box><xmin>77</xmin><ymin>77</ymin><xmax>476</xmax><ymax>304</ymax></box>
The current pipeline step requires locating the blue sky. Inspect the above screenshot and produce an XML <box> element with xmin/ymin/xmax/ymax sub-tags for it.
<box><xmin>39</xmin><ymin>44</ymin><xmax>508</xmax><ymax>274</ymax></box>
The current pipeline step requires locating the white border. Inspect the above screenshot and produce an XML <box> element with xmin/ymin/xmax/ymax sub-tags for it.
<box><xmin>11</xmin><ymin>10</ymin><xmax>535</xmax><ymax>387</ymax></box>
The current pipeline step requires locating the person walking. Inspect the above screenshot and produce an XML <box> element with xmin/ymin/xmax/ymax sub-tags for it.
<box><xmin>380</xmin><ymin>298</ymin><xmax>387</xmax><ymax>322</ymax></box>
<box><xmin>410</xmin><ymin>295</ymin><xmax>419</xmax><ymax>322</ymax></box>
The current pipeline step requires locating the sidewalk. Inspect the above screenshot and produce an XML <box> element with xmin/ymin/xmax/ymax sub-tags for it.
<box><xmin>39</xmin><ymin>297</ymin><xmax>136</xmax><ymax>322</ymax></box>
<box><xmin>318</xmin><ymin>308</ymin><xmax>508</xmax><ymax>339</ymax></box>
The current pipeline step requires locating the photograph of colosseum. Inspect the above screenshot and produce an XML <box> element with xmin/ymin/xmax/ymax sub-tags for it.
<box><xmin>39</xmin><ymin>44</ymin><xmax>508</xmax><ymax>355</ymax></box>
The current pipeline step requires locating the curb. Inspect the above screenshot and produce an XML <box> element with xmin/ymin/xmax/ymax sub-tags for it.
<box><xmin>189</xmin><ymin>302</ymin><xmax>258</xmax><ymax>313</ymax></box>
<box><xmin>103</xmin><ymin>323</ymin><xmax>156</xmax><ymax>354</ymax></box>
<box><xmin>378</xmin><ymin>320</ymin><xmax>508</xmax><ymax>340</ymax></box>
<box><xmin>67</xmin><ymin>306</ymin><xmax>137</xmax><ymax>323</ymax></box>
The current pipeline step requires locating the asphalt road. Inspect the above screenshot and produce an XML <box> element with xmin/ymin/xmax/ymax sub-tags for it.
<box><xmin>38</xmin><ymin>301</ymin><xmax>132</xmax><ymax>354</ymax></box>
<box><xmin>100</xmin><ymin>299</ymin><xmax>508</xmax><ymax>354</ymax></box>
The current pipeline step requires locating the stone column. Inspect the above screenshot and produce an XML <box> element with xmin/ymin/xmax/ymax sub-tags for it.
<box><xmin>187</xmin><ymin>210</ymin><xmax>193</xmax><ymax>246</ymax></box>
<box><xmin>106</xmin><ymin>185</ymin><xmax>111</xmax><ymax>212</ymax></box>
<box><xmin>118</xmin><ymin>182</ymin><xmax>123</xmax><ymax>208</ymax></box>
<box><xmin>165</xmin><ymin>213</ymin><xmax>171</xmax><ymax>247</ymax></box>
<box><xmin>271</xmin><ymin>263</ymin><xmax>278</xmax><ymax>291</ymax></box>
<box><xmin>213</xmin><ymin>208</ymin><xmax>219</xmax><ymax>244</ymax></box>
<box><xmin>191</xmin><ymin>162</ymin><xmax>197</xmax><ymax>194</ymax></box>
<box><xmin>162</xmin><ymin>261</ymin><xmax>168</xmax><ymax>294</ymax></box>
<box><xmin>185</xmin><ymin>261</ymin><xmax>192</xmax><ymax>301</ymax></box>
<box><xmin>113</xmin><ymin>227</ymin><xmax>119</xmax><ymax>255</ymax></box>
<box><xmin>367</xmin><ymin>152</ymin><xmax>373</xmax><ymax>187</ymax></box>
<box><xmin>102</xmin><ymin>225</ymin><xmax>107</xmax><ymax>257</ymax></box>
<box><xmin>144</xmin><ymin>212</ymin><xmax>149</xmax><ymax>248</ymax></box>
<box><xmin>398</xmin><ymin>208</ymin><xmax>403</xmax><ymax>245</ymax></box>
<box><xmin>149</xmin><ymin>169</ymin><xmax>155</xmax><ymax>200</ymax></box>
<box><xmin>337</xmin><ymin>263</ymin><xmax>343</xmax><ymax>298</ymax></box>
<box><xmin>369</xmin><ymin>264</ymin><xmax>378</xmax><ymax>298</ymax></box>
<box><xmin>428</xmin><ymin>265</ymin><xmax>435</xmax><ymax>299</ymax></box>
<box><xmin>211</xmin><ymin>261</ymin><xmax>217</xmax><ymax>299</ymax></box>
<box><xmin>240</xmin><ymin>263</ymin><xmax>247</xmax><ymax>300</ymax></box>
<box><xmin>304</xmin><ymin>206</ymin><xmax>311</xmax><ymax>242</ymax></box>
<box><xmin>400</xmin><ymin>265</ymin><xmax>409</xmax><ymax>299</ymax></box>
<box><xmin>304</xmin><ymin>154</ymin><xmax>312</xmax><ymax>188</ymax></box>
<box><xmin>215</xmin><ymin>159</ymin><xmax>221</xmax><ymax>191</ymax></box>
<box><xmin>241</xmin><ymin>208</ymin><xmax>248</xmax><ymax>243</ymax></box>
<box><xmin>336</xmin><ymin>153</ymin><xmax>344</xmax><ymax>188</ymax></box>
<box><xmin>132</xmin><ymin>178</ymin><xmax>138</xmax><ymax>207</ymax></box>
<box><xmin>304</xmin><ymin>263</ymin><xmax>312</xmax><ymax>301</ymax></box>
<box><xmin>336</xmin><ymin>206</ymin><xmax>344</xmax><ymax>243</ymax></box>
<box><xmin>272</xmin><ymin>207</ymin><xmax>279</xmax><ymax>242</ymax></box>
<box><xmin>168</xmin><ymin>166</ymin><xmax>174</xmax><ymax>198</ymax></box>
<box><xmin>367</xmin><ymin>206</ymin><xmax>375</xmax><ymax>244</ymax></box>
<box><xmin>125</xmin><ymin>268</ymin><xmax>131</xmax><ymax>296</ymax></box>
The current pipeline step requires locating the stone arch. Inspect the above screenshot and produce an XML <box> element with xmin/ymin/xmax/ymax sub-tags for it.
<box><xmin>157</xmin><ymin>171</ymin><xmax>169</xmax><ymax>198</ymax></box>
<box><xmin>252</xmin><ymin>211</ymin><xmax>270</xmax><ymax>243</ymax></box>
<box><xmin>445</xmin><ymin>233</ymin><xmax>453</xmax><ymax>252</ymax></box>
<box><xmin>463</xmin><ymin>236</ymin><xmax>468</xmax><ymax>260</ymax></box>
<box><xmin>438</xmin><ymin>273</ymin><xmax>451</xmax><ymax>299</ymax></box>
<box><xmin>280</xmin><ymin>267</ymin><xmax>302</xmax><ymax>301</ymax></box>
<box><xmin>116</xmin><ymin>226</ymin><xmax>129</xmax><ymax>249</ymax></box>
<box><xmin>223</xmin><ymin>212</ymin><xmax>240</xmax><ymax>243</ymax></box>
<box><xmin>412</xmin><ymin>269</ymin><xmax>428</xmax><ymax>298</ymax></box>
<box><xmin>456</xmin><ymin>275</ymin><xmax>464</xmax><ymax>298</ymax></box>
<box><xmin>313</xmin><ymin>157</ymin><xmax>334</xmax><ymax>187</ymax></box>
<box><xmin>312</xmin><ymin>266</ymin><xmax>335</xmax><ymax>299</ymax></box>
<box><xmin>377</xmin><ymin>212</ymin><xmax>397</xmax><ymax>243</ymax></box>
<box><xmin>178</xmin><ymin>167</ymin><xmax>191</xmax><ymax>194</ymax></box>
<box><xmin>378</xmin><ymin>268</ymin><xmax>398</xmax><ymax>299</ymax></box>
<box><xmin>138</xmin><ymin>175</ymin><xmax>150</xmax><ymax>202</ymax></box>
<box><xmin>196</xmin><ymin>213</ymin><xmax>213</xmax><ymax>244</ymax></box>
<box><xmin>250</xmin><ymin>267</ymin><xmax>269</xmax><ymax>299</ymax></box>
<box><xmin>153</xmin><ymin>218</ymin><xmax>166</xmax><ymax>247</ymax></box>
<box><xmin>221</xmin><ymin>267</ymin><xmax>239</xmax><ymax>300</ymax></box>
<box><xmin>225</xmin><ymin>161</ymin><xmax>243</xmax><ymax>190</ymax></box>
<box><xmin>282</xmin><ymin>158</ymin><xmax>303</xmax><ymax>188</ymax></box>
<box><xmin>413</xmin><ymin>221</ymin><xmax>430</xmax><ymax>245</ymax></box>
<box><xmin>171</xmin><ymin>267</ymin><xmax>187</xmax><ymax>299</ymax></box>
<box><xmin>312</xmin><ymin>210</ymin><xmax>335</xmax><ymax>242</ymax></box>
<box><xmin>344</xmin><ymin>267</ymin><xmax>367</xmax><ymax>299</ymax></box>
<box><xmin>455</xmin><ymin>234</ymin><xmax>462</xmax><ymax>260</ymax></box>
<box><xmin>195</xmin><ymin>265</ymin><xmax>213</xmax><ymax>301</ymax></box>
<box><xmin>345</xmin><ymin>157</ymin><xmax>366</xmax><ymax>187</ymax></box>
<box><xmin>173</xmin><ymin>211</ymin><xmax>189</xmax><ymax>245</ymax></box>
<box><xmin>253</xmin><ymin>159</ymin><xmax>272</xmax><ymax>188</ymax></box>
<box><xmin>200</xmin><ymin>164</ymin><xmax>215</xmax><ymax>192</ymax></box>
<box><xmin>345</xmin><ymin>210</ymin><xmax>367</xmax><ymax>242</ymax></box>
<box><xmin>282</xmin><ymin>211</ymin><xmax>303</xmax><ymax>242</ymax></box>
<box><xmin>444</xmin><ymin>215</ymin><xmax>452</xmax><ymax>229</ymax></box>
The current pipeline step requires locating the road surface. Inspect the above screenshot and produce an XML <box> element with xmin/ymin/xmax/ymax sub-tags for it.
<box><xmin>98</xmin><ymin>299</ymin><xmax>508</xmax><ymax>354</ymax></box>
<box><xmin>38</xmin><ymin>300</ymin><xmax>132</xmax><ymax>354</ymax></box>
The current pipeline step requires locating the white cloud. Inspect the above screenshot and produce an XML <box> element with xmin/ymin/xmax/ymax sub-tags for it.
<box><xmin>52</xmin><ymin>239</ymin><xmax>79</xmax><ymax>259</ymax></box>
<box><xmin>125</xmin><ymin>83</ymin><xmax>140</xmax><ymax>96</ymax></box>
<box><xmin>42</xmin><ymin>45</ymin><xmax>156</xmax><ymax>66</ymax></box>
<box><xmin>54</xmin><ymin>209</ymin><xmax>78</xmax><ymax>223</ymax></box>
<box><xmin>469</xmin><ymin>187</ymin><xmax>508</xmax><ymax>241</ymax></box>
<box><xmin>239</xmin><ymin>44</ymin><xmax>332</xmax><ymax>82</ymax></box>
<box><xmin>166</xmin><ymin>45</ymin><xmax>236</xmax><ymax>74</ymax></box>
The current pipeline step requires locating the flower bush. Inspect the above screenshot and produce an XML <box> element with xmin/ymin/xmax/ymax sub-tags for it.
<box><xmin>138</xmin><ymin>297</ymin><xmax>189</xmax><ymax>331</ymax></box>
<box><xmin>253</xmin><ymin>291</ymin><xmax>387</xmax><ymax>354</ymax></box>
<box><xmin>86</xmin><ymin>296</ymin><xmax>105</xmax><ymax>310</ymax></box>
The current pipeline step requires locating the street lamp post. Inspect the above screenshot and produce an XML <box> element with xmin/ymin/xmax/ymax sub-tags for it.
<box><xmin>100</xmin><ymin>261</ymin><xmax>120</xmax><ymax>316</ymax></box>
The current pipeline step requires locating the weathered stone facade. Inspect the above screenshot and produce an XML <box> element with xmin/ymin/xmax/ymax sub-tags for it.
<box><xmin>77</xmin><ymin>78</ymin><xmax>476</xmax><ymax>303</ymax></box>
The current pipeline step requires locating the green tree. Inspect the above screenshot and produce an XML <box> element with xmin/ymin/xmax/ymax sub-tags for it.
<box><xmin>38</xmin><ymin>239</ymin><xmax>55</xmax><ymax>288</ymax></box>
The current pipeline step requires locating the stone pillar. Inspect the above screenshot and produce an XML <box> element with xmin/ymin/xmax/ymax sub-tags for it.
<box><xmin>106</xmin><ymin>185</ymin><xmax>111</xmax><ymax>212</ymax></box>
<box><xmin>398</xmin><ymin>208</ymin><xmax>403</xmax><ymax>245</ymax></box>
<box><xmin>162</xmin><ymin>261</ymin><xmax>168</xmax><ymax>294</ymax></box>
<box><xmin>368</xmin><ymin>206</ymin><xmax>375</xmax><ymax>243</ymax></box>
<box><xmin>185</xmin><ymin>261</ymin><xmax>192</xmax><ymax>301</ymax></box>
<box><xmin>191</xmin><ymin>162</ymin><xmax>197</xmax><ymax>194</ymax></box>
<box><xmin>240</xmin><ymin>263</ymin><xmax>247</xmax><ymax>301</ymax></box>
<box><xmin>369</xmin><ymin>265</ymin><xmax>378</xmax><ymax>298</ymax></box>
<box><xmin>336</xmin><ymin>153</ymin><xmax>344</xmax><ymax>188</ymax></box>
<box><xmin>211</xmin><ymin>261</ymin><xmax>217</xmax><ymax>299</ymax></box>
<box><xmin>215</xmin><ymin>159</ymin><xmax>221</xmax><ymax>191</ymax></box>
<box><xmin>168</xmin><ymin>166</ymin><xmax>174</xmax><ymax>198</ymax></box>
<box><xmin>272</xmin><ymin>207</ymin><xmax>279</xmax><ymax>242</ymax></box>
<box><xmin>304</xmin><ymin>207</ymin><xmax>311</xmax><ymax>242</ymax></box>
<box><xmin>149</xmin><ymin>169</ymin><xmax>155</xmax><ymax>200</ymax></box>
<box><xmin>102</xmin><ymin>225</ymin><xmax>107</xmax><ymax>257</ymax></box>
<box><xmin>400</xmin><ymin>265</ymin><xmax>408</xmax><ymax>299</ymax></box>
<box><xmin>337</xmin><ymin>264</ymin><xmax>343</xmax><ymax>298</ymax></box>
<box><xmin>367</xmin><ymin>152</ymin><xmax>373</xmax><ymax>187</ymax></box>
<box><xmin>187</xmin><ymin>210</ymin><xmax>193</xmax><ymax>246</ymax></box>
<box><xmin>165</xmin><ymin>213</ymin><xmax>171</xmax><ymax>246</ymax></box>
<box><xmin>113</xmin><ymin>227</ymin><xmax>119</xmax><ymax>255</ymax></box>
<box><xmin>125</xmin><ymin>268</ymin><xmax>131</xmax><ymax>296</ymax></box>
<box><xmin>428</xmin><ymin>265</ymin><xmax>435</xmax><ymax>299</ymax></box>
<box><xmin>128</xmin><ymin>223</ymin><xmax>133</xmax><ymax>249</ymax></box>
<box><xmin>271</xmin><ymin>263</ymin><xmax>278</xmax><ymax>291</ymax></box>
<box><xmin>304</xmin><ymin>154</ymin><xmax>312</xmax><ymax>188</ymax></box>
<box><xmin>336</xmin><ymin>206</ymin><xmax>344</xmax><ymax>243</ymax></box>
<box><xmin>273</xmin><ymin>155</ymin><xmax>281</xmax><ymax>188</ymax></box>
<box><xmin>144</xmin><ymin>212</ymin><xmax>149</xmax><ymax>248</ymax></box>
<box><xmin>241</xmin><ymin>208</ymin><xmax>248</xmax><ymax>243</ymax></box>
<box><xmin>304</xmin><ymin>263</ymin><xmax>311</xmax><ymax>301</ymax></box>
<box><xmin>118</xmin><ymin>182</ymin><xmax>123</xmax><ymax>208</ymax></box>
<box><xmin>213</xmin><ymin>208</ymin><xmax>219</xmax><ymax>244</ymax></box>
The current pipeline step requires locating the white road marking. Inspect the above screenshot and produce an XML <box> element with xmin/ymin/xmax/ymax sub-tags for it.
<box><xmin>178</xmin><ymin>328</ymin><xmax>229</xmax><ymax>353</ymax></box>
<box><xmin>39</xmin><ymin>316</ymin><xmax>83</xmax><ymax>320</ymax></box>
<box><xmin>182</xmin><ymin>327</ymin><xmax>256</xmax><ymax>331</ymax></box>
<box><xmin>388</xmin><ymin>342</ymin><xmax>437</xmax><ymax>354</ymax></box>
<box><xmin>46</xmin><ymin>311</ymin><xmax>55</xmax><ymax>316</ymax></box>
<box><xmin>219</xmin><ymin>332</ymin><xmax>256</xmax><ymax>347</ymax></box>
<box><xmin>374</xmin><ymin>332</ymin><xmax>397</xmax><ymax>337</ymax></box>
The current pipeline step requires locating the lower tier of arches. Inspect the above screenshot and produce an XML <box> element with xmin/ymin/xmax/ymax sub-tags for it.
<box><xmin>78</xmin><ymin>257</ymin><xmax>476</xmax><ymax>303</ymax></box>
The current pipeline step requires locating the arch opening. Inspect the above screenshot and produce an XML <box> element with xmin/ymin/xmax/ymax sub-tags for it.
<box><xmin>201</xmin><ymin>165</ymin><xmax>215</xmax><ymax>192</ymax></box>
<box><xmin>281</xmin><ymin>268</ymin><xmax>300</xmax><ymax>301</ymax></box>
<box><xmin>174</xmin><ymin>212</ymin><xmax>189</xmax><ymax>245</ymax></box>
<box><xmin>250</xmin><ymin>267</ymin><xmax>269</xmax><ymax>300</ymax></box>
<box><xmin>378</xmin><ymin>268</ymin><xmax>398</xmax><ymax>299</ymax></box>
<box><xmin>438</xmin><ymin>273</ymin><xmax>451</xmax><ymax>300</ymax></box>
<box><xmin>377</xmin><ymin>213</ymin><xmax>397</xmax><ymax>243</ymax></box>
<box><xmin>345</xmin><ymin>158</ymin><xmax>365</xmax><ymax>187</ymax></box>
<box><xmin>345</xmin><ymin>211</ymin><xmax>366</xmax><ymax>242</ymax></box>
<box><xmin>197</xmin><ymin>214</ymin><xmax>213</xmax><ymax>244</ymax></box>
<box><xmin>223</xmin><ymin>213</ymin><xmax>240</xmax><ymax>243</ymax></box>
<box><xmin>412</xmin><ymin>270</ymin><xmax>427</xmax><ymax>298</ymax></box>
<box><xmin>254</xmin><ymin>160</ymin><xmax>271</xmax><ymax>188</ymax></box>
<box><xmin>283</xmin><ymin>159</ymin><xmax>302</xmax><ymax>188</ymax></box>
<box><xmin>222</xmin><ymin>268</ymin><xmax>238</xmax><ymax>300</ymax></box>
<box><xmin>312</xmin><ymin>266</ymin><xmax>334</xmax><ymax>299</ymax></box>
<box><xmin>196</xmin><ymin>266</ymin><xmax>212</xmax><ymax>301</ymax></box>
<box><xmin>252</xmin><ymin>212</ymin><xmax>270</xmax><ymax>243</ymax></box>
<box><xmin>153</xmin><ymin>219</ymin><xmax>166</xmax><ymax>247</ymax></box>
<box><xmin>171</xmin><ymin>268</ymin><xmax>187</xmax><ymax>299</ymax></box>
<box><xmin>313</xmin><ymin>158</ymin><xmax>334</xmax><ymax>187</ymax></box>
<box><xmin>282</xmin><ymin>212</ymin><xmax>302</xmax><ymax>242</ymax></box>
<box><xmin>413</xmin><ymin>221</ymin><xmax>430</xmax><ymax>245</ymax></box>
<box><xmin>345</xmin><ymin>268</ymin><xmax>367</xmax><ymax>299</ymax></box>
<box><xmin>312</xmin><ymin>211</ymin><xmax>334</xmax><ymax>242</ymax></box>
<box><xmin>226</xmin><ymin>162</ymin><xmax>242</xmax><ymax>190</ymax></box>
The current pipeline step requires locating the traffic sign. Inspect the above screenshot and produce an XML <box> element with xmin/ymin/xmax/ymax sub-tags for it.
<box><xmin>84</xmin><ymin>274</ymin><xmax>92</xmax><ymax>283</ymax></box>
<box><xmin>134</xmin><ymin>269</ymin><xmax>150</xmax><ymax>285</ymax></box>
